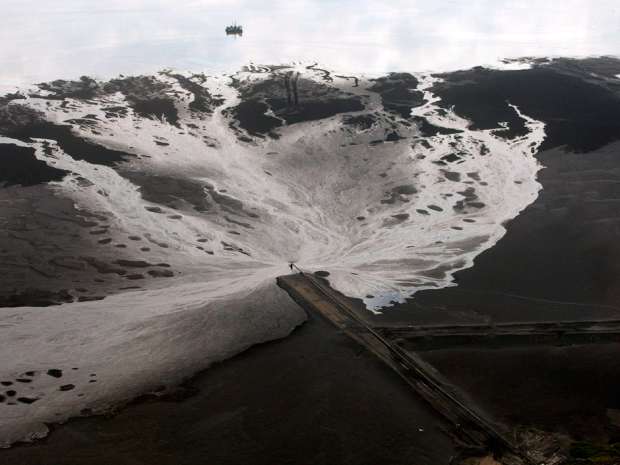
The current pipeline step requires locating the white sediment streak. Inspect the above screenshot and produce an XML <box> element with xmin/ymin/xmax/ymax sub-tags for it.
<box><xmin>321</xmin><ymin>74</ymin><xmax>546</xmax><ymax>309</ymax></box>
<box><xmin>0</xmin><ymin>277</ymin><xmax>305</xmax><ymax>446</ymax></box>
<box><xmin>0</xmin><ymin>65</ymin><xmax>545</xmax><ymax>445</ymax></box>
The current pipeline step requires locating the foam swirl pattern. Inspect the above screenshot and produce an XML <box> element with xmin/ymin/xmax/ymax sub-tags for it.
<box><xmin>0</xmin><ymin>65</ymin><xmax>545</xmax><ymax>445</ymax></box>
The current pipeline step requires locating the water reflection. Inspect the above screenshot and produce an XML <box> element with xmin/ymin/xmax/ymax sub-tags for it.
<box><xmin>1</xmin><ymin>0</ymin><xmax>619</xmax><ymax>87</ymax></box>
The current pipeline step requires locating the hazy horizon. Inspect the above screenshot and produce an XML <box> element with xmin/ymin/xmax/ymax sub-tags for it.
<box><xmin>2</xmin><ymin>0</ymin><xmax>620</xmax><ymax>89</ymax></box>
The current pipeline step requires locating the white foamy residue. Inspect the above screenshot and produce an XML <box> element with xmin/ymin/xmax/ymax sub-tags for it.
<box><xmin>0</xmin><ymin>66</ymin><xmax>545</xmax><ymax>445</ymax></box>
